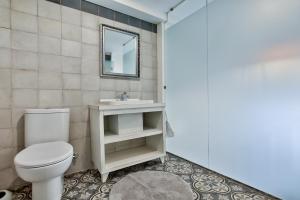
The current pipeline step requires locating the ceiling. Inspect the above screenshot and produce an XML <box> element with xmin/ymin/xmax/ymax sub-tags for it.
<box><xmin>87</xmin><ymin>0</ymin><xmax>213</xmax><ymax>29</ymax></box>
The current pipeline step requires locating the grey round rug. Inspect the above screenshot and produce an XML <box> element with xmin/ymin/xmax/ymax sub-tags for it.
<box><xmin>109</xmin><ymin>171</ymin><xmax>193</xmax><ymax>200</ymax></box>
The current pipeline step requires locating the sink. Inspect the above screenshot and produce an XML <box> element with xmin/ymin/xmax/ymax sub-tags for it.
<box><xmin>99</xmin><ymin>99</ymin><xmax>154</xmax><ymax>105</ymax></box>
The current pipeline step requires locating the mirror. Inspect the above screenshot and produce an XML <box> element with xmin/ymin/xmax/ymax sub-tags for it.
<box><xmin>101</xmin><ymin>25</ymin><xmax>140</xmax><ymax>79</ymax></box>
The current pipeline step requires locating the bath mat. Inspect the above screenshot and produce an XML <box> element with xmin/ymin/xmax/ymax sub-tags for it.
<box><xmin>109</xmin><ymin>171</ymin><xmax>193</xmax><ymax>200</ymax></box>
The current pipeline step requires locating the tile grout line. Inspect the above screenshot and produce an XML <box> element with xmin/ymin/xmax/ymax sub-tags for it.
<box><xmin>60</xmin><ymin>3</ymin><xmax>64</xmax><ymax>109</ymax></box>
<box><xmin>9</xmin><ymin>0</ymin><xmax>13</xmax><ymax>153</ymax></box>
<box><xmin>37</xmin><ymin>0</ymin><xmax>40</xmax><ymax>108</ymax></box>
<box><xmin>2</xmin><ymin>0</ymin><xmax>12</xmax><ymax>175</ymax></box>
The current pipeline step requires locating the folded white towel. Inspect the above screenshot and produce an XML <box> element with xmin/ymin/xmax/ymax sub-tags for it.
<box><xmin>165</xmin><ymin>112</ymin><xmax>174</xmax><ymax>137</ymax></box>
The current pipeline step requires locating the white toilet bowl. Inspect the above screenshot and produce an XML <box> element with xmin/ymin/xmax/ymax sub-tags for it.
<box><xmin>14</xmin><ymin>141</ymin><xmax>73</xmax><ymax>200</ymax></box>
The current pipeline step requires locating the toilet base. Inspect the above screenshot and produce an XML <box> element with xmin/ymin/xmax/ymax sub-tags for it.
<box><xmin>32</xmin><ymin>176</ymin><xmax>63</xmax><ymax>200</ymax></box>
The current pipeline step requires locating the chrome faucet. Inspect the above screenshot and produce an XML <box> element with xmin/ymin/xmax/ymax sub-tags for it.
<box><xmin>120</xmin><ymin>92</ymin><xmax>129</xmax><ymax>101</ymax></box>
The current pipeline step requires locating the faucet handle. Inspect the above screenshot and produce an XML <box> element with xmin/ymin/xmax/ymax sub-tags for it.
<box><xmin>120</xmin><ymin>91</ymin><xmax>129</xmax><ymax>101</ymax></box>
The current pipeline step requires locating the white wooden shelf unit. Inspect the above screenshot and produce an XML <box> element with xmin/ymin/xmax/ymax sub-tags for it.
<box><xmin>89</xmin><ymin>103</ymin><xmax>166</xmax><ymax>182</ymax></box>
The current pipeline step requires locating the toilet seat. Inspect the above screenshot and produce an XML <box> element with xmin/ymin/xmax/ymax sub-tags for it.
<box><xmin>15</xmin><ymin>141</ymin><xmax>73</xmax><ymax>168</ymax></box>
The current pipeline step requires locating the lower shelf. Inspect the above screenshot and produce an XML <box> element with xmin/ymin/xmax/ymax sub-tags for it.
<box><xmin>104</xmin><ymin>128</ymin><xmax>162</xmax><ymax>144</ymax></box>
<box><xmin>105</xmin><ymin>146</ymin><xmax>164</xmax><ymax>173</ymax></box>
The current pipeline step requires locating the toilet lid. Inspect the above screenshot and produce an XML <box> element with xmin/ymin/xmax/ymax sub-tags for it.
<box><xmin>15</xmin><ymin>141</ymin><xmax>73</xmax><ymax>168</ymax></box>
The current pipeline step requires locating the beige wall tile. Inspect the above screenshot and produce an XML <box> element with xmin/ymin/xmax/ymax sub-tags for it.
<box><xmin>38</xmin><ymin>53</ymin><xmax>61</xmax><ymax>72</ymax></box>
<box><xmin>63</xmin><ymin>90</ymin><xmax>82</xmax><ymax>106</ymax></box>
<box><xmin>82</xmin><ymin>12</ymin><xmax>98</xmax><ymax>30</ymax></box>
<box><xmin>142</xmin><ymin>79</ymin><xmax>156</xmax><ymax>92</ymax></box>
<box><xmin>38</xmin><ymin>72</ymin><xmax>62</xmax><ymax>89</ymax></box>
<box><xmin>99</xmin><ymin>90</ymin><xmax>115</xmax><ymax>99</ymax></box>
<box><xmin>152</xmin><ymin>56</ymin><xmax>157</xmax><ymax>68</ymax></box>
<box><xmin>62</xmin><ymin>56</ymin><xmax>81</xmax><ymax>74</ymax></box>
<box><xmin>39</xmin><ymin>35</ymin><xmax>61</xmax><ymax>55</ymax></box>
<box><xmin>0</xmin><ymin>28</ymin><xmax>11</xmax><ymax>48</ymax></box>
<box><xmin>70</xmin><ymin>122</ymin><xmax>87</xmax><ymax>140</ymax></box>
<box><xmin>38</xmin><ymin>17</ymin><xmax>61</xmax><ymax>38</ymax></box>
<box><xmin>141</xmin><ymin>54</ymin><xmax>153</xmax><ymax>68</ymax></box>
<box><xmin>81</xmin><ymin>107</ymin><xmax>89</xmax><ymax>122</ymax></box>
<box><xmin>11</xmin><ymin>113</ymin><xmax>25</xmax><ymax>149</ymax></box>
<box><xmin>0</xmin><ymin>48</ymin><xmax>11</xmax><ymax>69</ymax></box>
<box><xmin>81</xmin><ymin>75</ymin><xmax>99</xmax><ymax>91</ymax></box>
<box><xmin>115</xmin><ymin>79</ymin><xmax>129</xmax><ymax>92</ymax></box>
<box><xmin>12</xmin><ymin>126</ymin><xmax>25</xmax><ymax>148</ymax></box>
<box><xmin>13</xmin><ymin>89</ymin><xmax>37</xmax><ymax>107</ymax></box>
<box><xmin>0</xmin><ymin>7</ymin><xmax>10</xmax><ymax>28</ymax></box>
<box><xmin>81</xmin><ymin>59</ymin><xmax>99</xmax><ymax>75</ymax></box>
<box><xmin>68</xmin><ymin>137</ymin><xmax>92</xmax><ymax>173</ymax></box>
<box><xmin>0</xmin><ymin>109</ymin><xmax>11</xmax><ymax>128</ymax></box>
<box><xmin>38</xmin><ymin>0</ymin><xmax>61</xmax><ymax>21</ymax></box>
<box><xmin>11</xmin><ymin>0</ymin><xmax>37</xmax><ymax>15</ymax></box>
<box><xmin>12</xmin><ymin>70</ymin><xmax>38</xmax><ymax>89</ymax></box>
<box><xmin>99</xmin><ymin>79</ymin><xmax>115</xmax><ymax>91</ymax></box>
<box><xmin>128</xmin><ymin>91</ymin><xmax>141</xmax><ymax>99</ymax></box>
<box><xmin>113</xmin><ymin>21</ymin><xmax>128</xmax><ymax>31</ymax></box>
<box><xmin>141</xmin><ymin>67</ymin><xmax>156</xmax><ymax>80</ymax></box>
<box><xmin>39</xmin><ymin>90</ymin><xmax>63</xmax><ymax>107</ymax></box>
<box><xmin>127</xmin><ymin>25</ymin><xmax>141</xmax><ymax>34</ymax></box>
<box><xmin>62</xmin><ymin>40</ymin><xmax>81</xmax><ymax>58</ymax></box>
<box><xmin>11</xmin><ymin>11</ymin><xmax>37</xmax><ymax>33</ymax></box>
<box><xmin>0</xmin><ymin>89</ymin><xmax>11</xmax><ymax>108</ymax></box>
<box><xmin>62</xmin><ymin>23</ymin><xmax>81</xmax><ymax>42</ymax></box>
<box><xmin>12</xmin><ymin>30</ymin><xmax>37</xmax><ymax>52</ymax></box>
<box><xmin>0</xmin><ymin>148</ymin><xmax>14</xmax><ymax>170</ymax></box>
<box><xmin>0</xmin><ymin>69</ymin><xmax>11</xmax><ymax>89</ymax></box>
<box><xmin>98</xmin><ymin>17</ymin><xmax>114</xmax><ymax>27</ymax></box>
<box><xmin>11</xmin><ymin>108</ymin><xmax>24</xmax><ymax>129</ymax></box>
<box><xmin>0</xmin><ymin>167</ymin><xmax>17</xmax><ymax>189</ymax></box>
<box><xmin>63</xmin><ymin>73</ymin><xmax>81</xmax><ymax>90</ymax></box>
<box><xmin>70</xmin><ymin>107</ymin><xmax>82</xmax><ymax>123</ymax></box>
<box><xmin>82</xmin><ymin>44</ymin><xmax>98</xmax><ymax>60</ymax></box>
<box><xmin>141</xmin><ymin>30</ymin><xmax>152</xmax><ymax>44</ymax></box>
<box><xmin>152</xmin><ymin>42</ymin><xmax>157</xmax><ymax>56</ymax></box>
<box><xmin>62</xmin><ymin>6</ymin><xmax>81</xmax><ymax>26</ymax></box>
<box><xmin>142</xmin><ymin>92</ymin><xmax>156</xmax><ymax>100</ymax></box>
<box><xmin>82</xmin><ymin>91</ymin><xmax>99</xmax><ymax>105</ymax></box>
<box><xmin>141</xmin><ymin>42</ymin><xmax>153</xmax><ymax>57</ymax></box>
<box><xmin>12</xmin><ymin>127</ymin><xmax>23</xmax><ymax>147</ymax></box>
<box><xmin>12</xmin><ymin>50</ymin><xmax>37</xmax><ymax>70</ymax></box>
<box><xmin>129</xmin><ymin>81</ymin><xmax>141</xmax><ymax>92</ymax></box>
<box><xmin>151</xmin><ymin>32</ymin><xmax>157</xmax><ymax>44</ymax></box>
<box><xmin>82</xmin><ymin>28</ymin><xmax>98</xmax><ymax>45</ymax></box>
<box><xmin>0</xmin><ymin>0</ymin><xmax>10</xmax><ymax>8</ymax></box>
<box><xmin>0</xmin><ymin>129</ymin><xmax>13</xmax><ymax>148</ymax></box>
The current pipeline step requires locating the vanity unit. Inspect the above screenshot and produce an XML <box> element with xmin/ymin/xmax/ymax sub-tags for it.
<box><xmin>89</xmin><ymin>102</ymin><xmax>166</xmax><ymax>182</ymax></box>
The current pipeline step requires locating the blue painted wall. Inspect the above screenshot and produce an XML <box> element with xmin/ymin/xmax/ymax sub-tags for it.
<box><xmin>166</xmin><ymin>0</ymin><xmax>300</xmax><ymax>199</ymax></box>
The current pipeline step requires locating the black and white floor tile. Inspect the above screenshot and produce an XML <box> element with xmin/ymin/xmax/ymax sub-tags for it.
<box><xmin>12</xmin><ymin>153</ymin><xmax>279</xmax><ymax>200</ymax></box>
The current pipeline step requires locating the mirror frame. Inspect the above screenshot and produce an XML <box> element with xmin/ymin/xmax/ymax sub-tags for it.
<box><xmin>100</xmin><ymin>24</ymin><xmax>140</xmax><ymax>79</ymax></box>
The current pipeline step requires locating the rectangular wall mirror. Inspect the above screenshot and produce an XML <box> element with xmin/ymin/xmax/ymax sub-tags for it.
<box><xmin>101</xmin><ymin>25</ymin><xmax>140</xmax><ymax>79</ymax></box>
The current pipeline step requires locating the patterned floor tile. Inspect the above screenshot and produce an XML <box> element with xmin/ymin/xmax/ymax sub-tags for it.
<box><xmin>11</xmin><ymin>153</ymin><xmax>279</xmax><ymax>200</ymax></box>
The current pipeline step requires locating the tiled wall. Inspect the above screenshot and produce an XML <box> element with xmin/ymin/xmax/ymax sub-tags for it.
<box><xmin>0</xmin><ymin>0</ymin><xmax>158</xmax><ymax>189</ymax></box>
<box><xmin>47</xmin><ymin>0</ymin><xmax>157</xmax><ymax>33</ymax></box>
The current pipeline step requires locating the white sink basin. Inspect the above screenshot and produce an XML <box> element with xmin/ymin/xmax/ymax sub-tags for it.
<box><xmin>99</xmin><ymin>99</ymin><xmax>154</xmax><ymax>105</ymax></box>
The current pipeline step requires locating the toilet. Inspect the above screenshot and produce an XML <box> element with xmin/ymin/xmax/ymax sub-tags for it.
<box><xmin>14</xmin><ymin>108</ymin><xmax>73</xmax><ymax>200</ymax></box>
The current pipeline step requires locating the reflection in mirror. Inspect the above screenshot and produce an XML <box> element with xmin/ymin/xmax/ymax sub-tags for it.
<box><xmin>102</xmin><ymin>25</ymin><xmax>140</xmax><ymax>79</ymax></box>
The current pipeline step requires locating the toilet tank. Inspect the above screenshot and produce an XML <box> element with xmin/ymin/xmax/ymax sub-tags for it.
<box><xmin>24</xmin><ymin>108</ymin><xmax>70</xmax><ymax>147</ymax></box>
